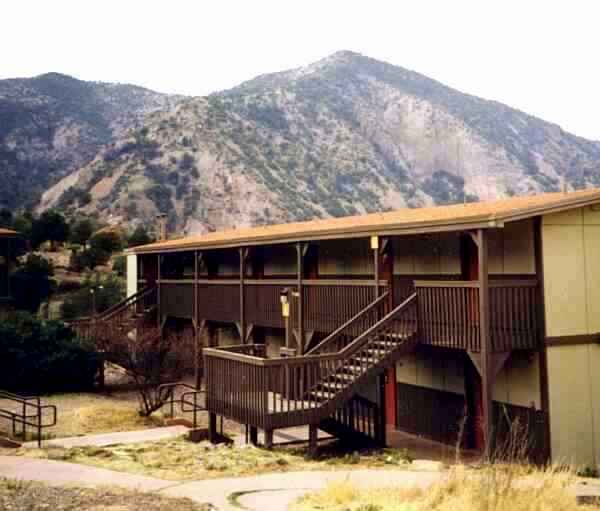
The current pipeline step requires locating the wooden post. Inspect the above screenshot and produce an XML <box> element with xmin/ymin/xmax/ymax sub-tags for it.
<box><xmin>308</xmin><ymin>424</ymin><xmax>318</xmax><ymax>457</ymax></box>
<box><xmin>377</xmin><ymin>371</ymin><xmax>387</xmax><ymax>446</ymax></box>
<box><xmin>264</xmin><ymin>429</ymin><xmax>274</xmax><ymax>449</ymax></box>
<box><xmin>239</xmin><ymin>247</ymin><xmax>246</xmax><ymax>343</ymax></box>
<box><xmin>296</xmin><ymin>243</ymin><xmax>304</xmax><ymax>354</ymax></box>
<box><xmin>249</xmin><ymin>426</ymin><xmax>258</xmax><ymax>446</ymax></box>
<box><xmin>373</xmin><ymin>236</ymin><xmax>380</xmax><ymax>298</ymax></box>
<box><xmin>208</xmin><ymin>412</ymin><xmax>217</xmax><ymax>443</ymax></box>
<box><xmin>477</xmin><ymin>229</ymin><xmax>492</xmax><ymax>457</ymax></box>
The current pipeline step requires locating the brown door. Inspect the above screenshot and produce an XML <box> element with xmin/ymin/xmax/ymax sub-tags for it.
<box><xmin>385</xmin><ymin>366</ymin><xmax>397</xmax><ymax>426</ymax></box>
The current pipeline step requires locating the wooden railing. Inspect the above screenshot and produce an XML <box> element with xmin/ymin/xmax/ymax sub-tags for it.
<box><xmin>204</xmin><ymin>294</ymin><xmax>418</xmax><ymax>431</ymax></box>
<box><xmin>324</xmin><ymin>394</ymin><xmax>384</xmax><ymax>445</ymax></box>
<box><xmin>415</xmin><ymin>280</ymin><xmax>539</xmax><ymax>352</ymax></box>
<box><xmin>158</xmin><ymin>278</ymin><xmax>385</xmax><ymax>333</ymax></box>
<box><xmin>69</xmin><ymin>286</ymin><xmax>157</xmax><ymax>344</ymax></box>
<box><xmin>307</xmin><ymin>292</ymin><xmax>390</xmax><ymax>355</ymax></box>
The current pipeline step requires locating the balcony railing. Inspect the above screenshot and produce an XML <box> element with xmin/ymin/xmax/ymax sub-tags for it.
<box><xmin>414</xmin><ymin>279</ymin><xmax>540</xmax><ymax>352</ymax></box>
<box><xmin>159</xmin><ymin>278</ymin><xmax>386</xmax><ymax>333</ymax></box>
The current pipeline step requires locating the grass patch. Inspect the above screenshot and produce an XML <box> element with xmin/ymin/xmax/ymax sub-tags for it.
<box><xmin>294</xmin><ymin>464</ymin><xmax>599</xmax><ymax>511</ymax></box>
<box><xmin>7</xmin><ymin>437</ymin><xmax>414</xmax><ymax>481</ymax></box>
<box><xmin>0</xmin><ymin>477</ymin><xmax>211</xmax><ymax>510</ymax></box>
<box><xmin>0</xmin><ymin>392</ymin><xmax>166</xmax><ymax>440</ymax></box>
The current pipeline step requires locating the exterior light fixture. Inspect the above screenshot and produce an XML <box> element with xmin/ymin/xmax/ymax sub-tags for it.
<box><xmin>280</xmin><ymin>288</ymin><xmax>290</xmax><ymax>317</ymax></box>
<box><xmin>370</xmin><ymin>235</ymin><xmax>379</xmax><ymax>250</ymax></box>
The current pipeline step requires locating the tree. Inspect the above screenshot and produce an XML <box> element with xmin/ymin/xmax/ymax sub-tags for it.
<box><xmin>112</xmin><ymin>255</ymin><xmax>126</xmax><ymax>276</ymax></box>
<box><xmin>105</xmin><ymin>328</ymin><xmax>193</xmax><ymax>416</ymax></box>
<box><xmin>89</xmin><ymin>230</ymin><xmax>123</xmax><ymax>254</ymax></box>
<box><xmin>12</xmin><ymin>212</ymin><xmax>34</xmax><ymax>243</ymax></box>
<box><xmin>69</xmin><ymin>218</ymin><xmax>95</xmax><ymax>247</ymax></box>
<box><xmin>128</xmin><ymin>226</ymin><xmax>153</xmax><ymax>247</ymax></box>
<box><xmin>0</xmin><ymin>312</ymin><xmax>98</xmax><ymax>393</ymax></box>
<box><xmin>10</xmin><ymin>254</ymin><xmax>56</xmax><ymax>313</ymax></box>
<box><xmin>31</xmin><ymin>211</ymin><xmax>70</xmax><ymax>250</ymax></box>
<box><xmin>61</xmin><ymin>273</ymin><xmax>125</xmax><ymax>320</ymax></box>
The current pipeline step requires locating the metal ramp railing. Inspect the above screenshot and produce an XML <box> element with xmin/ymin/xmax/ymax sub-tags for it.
<box><xmin>0</xmin><ymin>390</ymin><xmax>57</xmax><ymax>447</ymax></box>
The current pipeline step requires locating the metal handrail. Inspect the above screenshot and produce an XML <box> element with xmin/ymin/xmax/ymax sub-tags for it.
<box><xmin>0</xmin><ymin>390</ymin><xmax>57</xmax><ymax>447</ymax></box>
<box><xmin>157</xmin><ymin>382</ymin><xmax>206</xmax><ymax>429</ymax></box>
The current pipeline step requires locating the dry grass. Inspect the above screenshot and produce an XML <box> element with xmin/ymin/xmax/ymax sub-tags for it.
<box><xmin>0</xmin><ymin>392</ymin><xmax>165</xmax><ymax>440</ymax></box>
<box><xmin>0</xmin><ymin>477</ymin><xmax>211</xmax><ymax>510</ymax></box>
<box><xmin>294</xmin><ymin>464</ymin><xmax>599</xmax><ymax>511</ymax></box>
<box><xmin>8</xmin><ymin>437</ymin><xmax>413</xmax><ymax>481</ymax></box>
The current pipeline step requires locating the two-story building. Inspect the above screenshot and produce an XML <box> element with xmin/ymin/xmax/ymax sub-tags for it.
<box><xmin>106</xmin><ymin>188</ymin><xmax>600</xmax><ymax>467</ymax></box>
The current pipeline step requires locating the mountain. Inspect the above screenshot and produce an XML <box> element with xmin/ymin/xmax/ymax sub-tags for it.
<box><xmin>19</xmin><ymin>52</ymin><xmax>600</xmax><ymax>232</ymax></box>
<box><xmin>0</xmin><ymin>72</ymin><xmax>182</xmax><ymax>210</ymax></box>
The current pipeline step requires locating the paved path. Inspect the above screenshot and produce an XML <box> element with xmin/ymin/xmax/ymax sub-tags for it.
<box><xmin>23</xmin><ymin>426</ymin><xmax>189</xmax><ymax>449</ymax></box>
<box><xmin>0</xmin><ymin>456</ymin><xmax>172</xmax><ymax>492</ymax></box>
<box><xmin>2</xmin><ymin>455</ymin><xmax>599</xmax><ymax>510</ymax></box>
<box><xmin>0</xmin><ymin>455</ymin><xmax>442</xmax><ymax>510</ymax></box>
<box><xmin>163</xmin><ymin>469</ymin><xmax>444</xmax><ymax>510</ymax></box>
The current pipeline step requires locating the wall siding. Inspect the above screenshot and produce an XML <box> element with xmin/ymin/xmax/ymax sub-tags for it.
<box><xmin>542</xmin><ymin>206</ymin><xmax>600</xmax><ymax>467</ymax></box>
<box><xmin>396</xmin><ymin>349</ymin><xmax>540</xmax><ymax>408</ymax></box>
<box><xmin>392</xmin><ymin>219</ymin><xmax>535</xmax><ymax>276</ymax></box>
<box><xmin>318</xmin><ymin>239</ymin><xmax>373</xmax><ymax>276</ymax></box>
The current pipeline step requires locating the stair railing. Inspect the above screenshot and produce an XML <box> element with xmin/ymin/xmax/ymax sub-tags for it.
<box><xmin>204</xmin><ymin>293</ymin><xmax>418</xmax><ymax>429</ymax></box>
<box><xmin>306</xmin><ymin>291</ymin><xmax>391</xmax><ymax>355</ymax></box>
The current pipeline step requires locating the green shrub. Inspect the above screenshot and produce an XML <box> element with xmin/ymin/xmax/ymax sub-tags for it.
<box><xmin>10</xmin><ymin>254</ymin><xmax>56</xmax><ymax>313</ymax></box>
<box><xmin>61</xmin><ymin>273</ymin><xmax>124</xmax><ymax>320</ymax></box>
<box><xmin>0</xmin><ymin>312</ymin><xmax>99</xmax><ymax>393</ymax></box>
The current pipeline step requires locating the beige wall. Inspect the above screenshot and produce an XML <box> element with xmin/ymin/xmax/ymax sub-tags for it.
<box><xmin>392</xmin><ymin>219</ymin><xmax>535</xmax><ymax>276</ymax></box>
<box><xmin>493</xmin><ymin>352</ymin><xmax>540</xmax><ymax>409</ymax></box>
<box><xmin>547</xmin><ymin>344</ymin><xmax>600</xmax><ymax>467</ymax></box>
<box><xmin>396</xmin><ymin>351</ymin><xmax>465</xmax><ymax>395</ymax></box>
<box><xmin>318</xmin><ymin>238</ymin><xmax>374</xmax><ymax>276</ymax></box>
<box><xmin>396</xmin><ymin>350</ymin><xmax>540</xmax><ymax>408</ymax></box>
<box><xmin>542</xmin><ymin>206</ymin><xmax>600</xmax><ymax>467</ymax></box>
<box><xmin>542</xmin><ymin>207</ymin><xmax>600</xmax><ymax>337</ymax></box>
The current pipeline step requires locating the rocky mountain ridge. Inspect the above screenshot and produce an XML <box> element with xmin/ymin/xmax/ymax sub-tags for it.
<box><xmin>4</xmin><ymin>52</ymin><xmax>600</xmax><ymax>234</ymax></box>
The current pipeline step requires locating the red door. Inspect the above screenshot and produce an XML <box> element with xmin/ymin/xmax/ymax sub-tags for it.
<box><xmin>385</xmin><ymin>366</ymin><xmax>397</xmax><ymax>426</ymax></box>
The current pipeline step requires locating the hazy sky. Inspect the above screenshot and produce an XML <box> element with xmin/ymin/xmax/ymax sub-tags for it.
<box><xmin>2</xmin><ymin>1</ymin><xmax>599</xmax><ymax>140</ymax></box>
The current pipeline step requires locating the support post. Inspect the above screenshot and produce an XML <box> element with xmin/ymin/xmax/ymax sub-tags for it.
<box><xmin>264</xmin><ymin>429</ymin><xmax>274</xmax><ymax>449</ymax></box>
<box><xmin>477</xmin><ymin>229</ymin><xmax>492</xmax><ymax>457</ymax></box>
<box><xmin>296</xmin><ymin>243</ymin><xmax>304</xmax><ymax>354</ymax></box>
<box><xmin>249</xmin><ymin>426</ymin><xmax>258</xmax><ymax>446</ymax></box>
<box><xmin>239</xmin><ymin>248</ymin><xmax>246</xmax><ymax>343</ymax></box>
<box><xmin>377</xmin><ymin>371</ymin><xmax>387</xmax><ymax>446</ymax></box>
<box><xmin>372</xmin><ymin>236</ymin><xmax>380</xmax><ymax>298</ymax></box>
<box><xmin>208</xmin><ymin>412</ymin><xmax>217</xmax><ymax>443</ymax></box>
<box><xmin>308</xmin><ymin>424</ymin><xmax>318</xmax><ymax>458</ymax></box>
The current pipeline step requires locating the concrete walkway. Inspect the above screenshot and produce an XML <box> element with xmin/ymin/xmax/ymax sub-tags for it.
<box><xmin>2</xmin><ymin>454</ymin><xmax>599</xmax><ymax>510</ymax></box>
<box><xmin>23</xmin><ymin>426</ymin><xmax>189</xmax><ymax>449</ymax></box>
<box><xmin>0</xmin><ymin>455</ymin><xmax>442</xmax><ymax>511</ymax></box>
<box><xmin>163</xmin><ymin>469</ymin><xmax>444</xmax><ymax>510</ymax></box>
<box><xmin>0</xmin><ymin>455</ymin><xmax>172</xmax><ymax>492</ymax></box>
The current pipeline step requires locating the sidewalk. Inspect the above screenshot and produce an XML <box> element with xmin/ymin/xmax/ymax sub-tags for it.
<box><xmin>23</xmin><ymin>425</ymin><xmax>189</xmax><ymax>449</ymax></box>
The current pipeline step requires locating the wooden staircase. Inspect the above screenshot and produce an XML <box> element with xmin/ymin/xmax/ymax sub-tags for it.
<box><xmin>204</xmin><ymin>293</ymin><xmax>419</xmax><ymax>446</ymax></box>
<box><xmin>69</xmin><ymin>286</ymin><xmax>157</xmax><ymax>346</ymax></box>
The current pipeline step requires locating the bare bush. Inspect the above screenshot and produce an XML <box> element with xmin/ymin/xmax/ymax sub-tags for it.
<box><xmin>103</xmin><ymin>327</ymin><xmax>194</xmax><ymax>416</ymax></box>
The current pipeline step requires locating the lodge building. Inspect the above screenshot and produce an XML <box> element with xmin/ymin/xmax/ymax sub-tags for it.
<box><xmin>121</xmin><ymin>189</ymin><xmax>600</xmax><ymax>466</ymax></box>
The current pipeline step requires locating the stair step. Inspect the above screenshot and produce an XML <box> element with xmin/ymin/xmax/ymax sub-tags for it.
<box><xmin>332</xmin><ymin>372</ymin><xmax>356</xmax><ymax>382</ymax></box>
<box><xmin>320</xmin><ymin>381</ymin><xmax>346</xmax><ymax>391</ymax></box>
<box><xmin>309</xmin><ymin>390</ymin><xmax>335</xmax><ymax>401</ymax></box>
